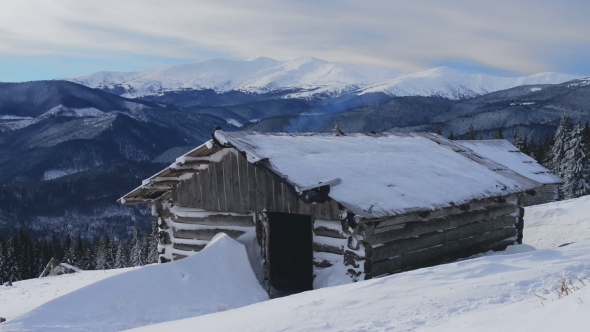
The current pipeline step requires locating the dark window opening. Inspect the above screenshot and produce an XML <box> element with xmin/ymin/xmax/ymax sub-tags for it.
<box><xmin>267</xmin><ymin>212</ymin><xmax>313</xmax><ymax>297</ymax></box>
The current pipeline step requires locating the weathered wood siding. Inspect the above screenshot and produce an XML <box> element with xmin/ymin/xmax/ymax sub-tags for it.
<box><xmin>525</xmin><ymin>184</ymin><xmax>558</xmax><ymax>206</ymax></box>
<box><xmin>175</xmin><ymin>149</ymin><xmax>340</xmax><ymax>220</ymax></box>
<box><xmin>152</xmin><ymin>200</ymin><xmax>255</xmax><ymax>263</ymax></box>
<box><xmin>351</xmin><ymin>194</ymin><xmax>523</xmax><ymax>279</ymax></box>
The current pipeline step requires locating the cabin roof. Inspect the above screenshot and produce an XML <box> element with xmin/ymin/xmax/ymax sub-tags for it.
<box><xmin>119</xmin><ymin>130</ymin><xmax>544</xmax><ymax>218</ymax></box>
<box><xmin>456</xmin><ymin>140</ymin><xmax>563</xmax><ymax>185</ymax></box>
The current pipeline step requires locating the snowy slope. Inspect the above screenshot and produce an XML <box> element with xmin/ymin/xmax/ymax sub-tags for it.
<box><xmin>524</xmin><ymin>196</ymin><xmax>590</xmax><ymax>250</ymax></box>
<box><xmin>0</xmin><ymin>268</ymin><xmax>134</xmax><ymax>321</ymax></box>
<box><xmin>1</xmin><ymin>234</ymin><xmax>268</xmax><ymax>332</ymax></box>
<box><xmin>131</xmin><ymin>241</ymin><xmax>590</xmax><ymax>332</ymax></box>
<box><xmin>68</xmin><ymin>57</ymin><xmax>578</xmax><ymax>99</ymax></box>
<box><xmin>3</xmin><ymin>196</ymin><xmax>590</xmax><ymax>331</ymax></box>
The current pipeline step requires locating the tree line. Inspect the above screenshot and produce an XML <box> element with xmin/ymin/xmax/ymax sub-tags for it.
<box><xmin>0</xmin><ymin>221</ymin><xmax>158</xmax><ymax>284</ymax></box>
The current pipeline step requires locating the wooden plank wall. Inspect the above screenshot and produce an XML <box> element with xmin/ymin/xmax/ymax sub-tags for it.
<box><xmin>175</xmin><ymin>149</ymin><xmax>340</xmax><ymax>220</ymax></box>
<box><xmin>356</xmin><ymin>194</ymin><xmax>523</xmax><ymax>279</ymax></box>
<box><xmin>524</xmin><ymin>184</ymin><xmax>558</xmax><ymax>206</ymax></box>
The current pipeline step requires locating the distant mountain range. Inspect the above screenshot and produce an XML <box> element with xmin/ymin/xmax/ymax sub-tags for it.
<box><xmin>0</xmin><ymin>57</ymin><xmax>588</xmax><ymax>241</ymax></box>
<box><xmin>68</xmin><ymin>57</ymin><xmax>578</xmax><ymax>100</ymax></box>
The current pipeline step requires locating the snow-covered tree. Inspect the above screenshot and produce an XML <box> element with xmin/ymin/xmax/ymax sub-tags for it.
<box><xmin>114</xmin><ymin>239</ymin><xmax>129</xmax><ymax>269</ymax></box>
<box><xmin>549</xmin><ymin>114</ymin><xmax>572</xmax><ymax>179</ymax></box>
<box><xmin>562</xmin><ymin>119</ymin><xmax>590</xmax><ymax>199</ymax></box>
<box><xmin>513</xmin><ymin>127</ymin><xmax>525</xmax><ymax>150</ymax></box>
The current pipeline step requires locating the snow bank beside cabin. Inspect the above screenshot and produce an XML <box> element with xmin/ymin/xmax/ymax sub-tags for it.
<box><xmin>130</xmin><ymin>241</ymin><xmax>590</xmax><ymax>332</ymax></box>
<box><xmin>2</xmin><ymin>234</ymin><xmax>268</xmax><ymax>332</ymax></box>
<box><xmin>524</xmin><ymin>195</ymin><xmax>590</xmax><ymax>249</ymax></box>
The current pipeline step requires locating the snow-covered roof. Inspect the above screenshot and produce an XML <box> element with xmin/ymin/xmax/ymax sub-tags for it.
<box><xmin>456</xmin><ymin>140</ymin><xmax>562</xmax><ymax>185</ymax></box>
<box><xmin>119</xmin><ymin>130</ymin><xmax>544</xmax><ymax>218</ymax></box>
<box><xmin>213</xmin><ymin>131</ymin><xmax>540</xmax><ymax>218</ymax></box>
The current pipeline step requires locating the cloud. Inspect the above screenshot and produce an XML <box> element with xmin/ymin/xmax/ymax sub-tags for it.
<box><xmin>1</xmin><ymin>0</ymin><xmax>589</xmax><ymax>75</ymax></box>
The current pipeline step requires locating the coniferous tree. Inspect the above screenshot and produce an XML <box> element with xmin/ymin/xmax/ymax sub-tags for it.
<box><xmin>435</xmin><ymin>126</ymin><xmax>442</xmax><ymax>135</ymax></box>
<box><xmin>467</xmin><ymin>124</ymin><xmax>476</xmax><ymax>140</ymax></box>
<box><xmin>493</xmin><ymin>127</ymin><xmax>504</xmax><ymax>139</ymax></box>
<box><xmin>0</xmin><ymin>238</ymin><xmax>5</xmax><ymax>283</ymax></box>
<box><xmin>448</xmin><ymin>130</ymin><xmax>455</xmax><ymax>140</ymax></box>
<box><xmin>6</xmin><ymin>233</ymin><xmax>21</xmax><ymax>282</ymax></box>
<box><xmin>549</xmin><ymin>114</ymin><xmax>572</xmax><ymax>181</ymax></box>
<box><xmin>130</xmin><ymin>225</ymin><xmax>144</xmax><ymax>267</ymax></box>
<box><xmin>513</xmin><ymin>127</ymin><xmax>525</xmax><ymax>151</ymax></box>
<box><xmin>562</xmin><ymin>119</ymin><xmax>590</xmax><ymax>199</ymax></box>
<box><xmin>95</xmin><ymin>236</ymin><xmax>110</xmax><ymax>270</ymax></box>
<box><xmin>147</xmin><ymin>219</ymin><xmax>159</xmax><ymax>264</ymax></box>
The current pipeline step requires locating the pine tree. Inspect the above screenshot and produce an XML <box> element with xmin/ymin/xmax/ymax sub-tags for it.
<box><xmin>562</xmin><ymin>119</ymin><xmax>590</xmax><ymax>199</ymax></box>
<box><xmin>448</xmin><ymin>130</ymin><xmax>454</xmax><ymax>140</ymax></box>
<box><xmin>95</xmin><ymin>236</ymin><xmax>110</xmax><ymax>270</ymax></box>
<box><xmin>6</xmin><ymin>233</ymin><xmax>21</xmax><ymax>282</ymax></box>
<box><xmin>467</xmin><ymin>124</ymin><xmax>476</xmax><ymax>140</ymax></box>
<box><xmin>114</xmin><ymin>239</ymin><xmax>129</xmax><ymax>269</ymax></box>
<box><xmin>493</xmin><ymin>127</ymin><xmax>504</xmax><ymax>139</ymax></box>
<box><xmin>549</xmin><ymin>114</ymin><xmax>572</xmax><ymax>181</ymax></box>
<box><xmin>130</xmin><ymin>225</ymin><xmax>144</xmax><ymax>267</ymax></box>
<box><xmin>0</xmin><ymin>238</ymin><xmax>6</xmax><ymax>283</ymax></box>
<box><xmin>513</xmin><ymin>127</ymin><xmax>525</xmax><ymax>151</ymax></box>
<box><xmin>435</xmin><ymin>126</ymin><xmax>442</xmax><ymax>135</ymax></box>
<box><xmin>147</xmin><ymin>219</ymin><xmax>159</xmax><ymax>264</ymax></box>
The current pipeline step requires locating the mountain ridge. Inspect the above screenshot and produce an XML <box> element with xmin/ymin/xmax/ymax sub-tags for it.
<box><xmin>68</xmin><ymin>57</ymin><xmax>580</xmax><ymax>100</ymax></box>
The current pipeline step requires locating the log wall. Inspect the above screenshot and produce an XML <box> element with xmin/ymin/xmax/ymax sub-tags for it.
<box><xmin>524</xmin><ymin>184</ymin><xmax>558</xmax><ymax>206</ymax></box>
<box><xmin>151</xmin><ymin>200</ymin><xmax>255</xmax><ymax>263</ymax></box>
<box><xmin>355</xmin><ymin>194</ymin><xmax>524</xmax><ymax>279</ymax></box>
<box><xmin>175</xmin><ymin>149</ymin><xmax>340</xmax><ymax>220</ymax></box>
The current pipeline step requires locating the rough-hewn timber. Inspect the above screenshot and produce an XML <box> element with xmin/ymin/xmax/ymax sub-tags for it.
<box><xmin>369</xmin><ymin>226</ymin><xmax>517</xmax><ymax>276</ymax></box>
<box><xmin>365</xmin><ymin>204</ymin><xmax>517</xmax><ymax>244</ymax></box>
<box><xmin>172</xmin><ymin>228</ymin><xmax>245</xmax><ymax>241</ymax></box>
<box><xmin>172</xmin><ymin>214</ymin><xmax>254</xmax><ymax>227</ymax></box>
<box><xmin>371</xmin><ymin>215</ymin><xmax>516</xmax><ymax>261</ymax></box>
<box><xmin>175</xmin><ymin>149</ymin><xmax>340</xmax><ymax>220</ymax></box>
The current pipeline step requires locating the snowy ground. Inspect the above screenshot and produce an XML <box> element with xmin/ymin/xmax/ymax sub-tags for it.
<box><xmin>1</xmin><ymin>197</ymin><xmax>589</xmax><ymax>331</ymax></box>
<box><xmin>524</xmin><ymin>195</ymin><xmax>590</xmax><ymax>249</ymax></box>
<box><xmin>0</xmin><ymin>268</ymin><xmax>133</xmax><ymax>321</ymax></box>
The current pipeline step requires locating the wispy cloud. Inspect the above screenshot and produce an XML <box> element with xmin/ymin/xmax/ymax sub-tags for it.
<box><xmin>1</xmin><ymin>0</ymin><xmax>589</xmax><ymax>80</ymax></box>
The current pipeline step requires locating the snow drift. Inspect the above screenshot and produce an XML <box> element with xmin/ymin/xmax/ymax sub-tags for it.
<box><xmin>524</xmin><ymin>195</ymin><xmax>590</xmax><ymax>250</ymax></box>
<box><xmin>2</xmin><ymin>234</ymin><xmax>268</xmax><ymax>332</ymax></box>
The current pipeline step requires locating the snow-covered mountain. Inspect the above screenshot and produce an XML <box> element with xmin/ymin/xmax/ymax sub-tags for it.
<box><xmin>358</xmin><ymin>66</ymin><xmax>579</xmax><ymax>99</ymax></box>
<box><xmin>68</xmin><ymin>57</ymin><xmax>579</xmax><ymax>100</ymax></box>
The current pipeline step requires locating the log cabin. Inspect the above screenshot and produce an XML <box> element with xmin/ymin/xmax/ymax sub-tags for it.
<box><xmin>118</xmin><ymin>130</ymin><xmax>554</xmax><ymax>297</ymax></box>
<box><xmin>456</xmin><ymin>140</ymin><xmax>563</xmax><ymax>206</ymax></box>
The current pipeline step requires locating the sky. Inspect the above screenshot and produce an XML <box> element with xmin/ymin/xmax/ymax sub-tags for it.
<box><xmin>1</xmin><ymin>0</ymin><xmax>589</xmax><ymax>82</ymax></box>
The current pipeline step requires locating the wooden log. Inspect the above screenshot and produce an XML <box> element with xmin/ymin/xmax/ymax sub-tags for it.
<box><xmin>159</xmin><ymin>256</ymin><xmax>171</xmax><ymax>264</ymax></box>
<box><xmin>172</xmin><ymin>228</ymin><xmax>245</xmax><ymax>241</ymax></box>
<box><xmin>372</xmin><ymin>194</ymin><xmax>519</xmax><ymax>231</ymax></box>
<box><xmin>121</xmin><ymin>198</ymin><xmax>154</xmax><ymax>205</ymax></box>
<box><xmin>313</xmin><ymin>226</ymin><xmax>347</xmax><ymax>239</ymax></box>
<box><xmin>172</xmin><ymin>243</ymin><xmax>206</xmax><ymax>252</ymax></box>
<box><xmin>172</xmin><ymin>214</ymin><xmax>254</xmax><ymax>227</ymax></box>
<box><xmin>176</xmin><ymin>159</ymin><xmax>211</xmax><ymax>166</ymax></box>
<box><xmin>172</xmin><ymin>253</ymin><xmax>188</xmax><ymax>261</ymax></box>
<box><xmin>168</xmin><ymin>168</ymin><xmax>200</xmax><ymax>174</ymax></box>
<box><xmin>369</xmin><ymin>226</ymin><xmax>517</xmax><ymax>276</ymax></box>
<box><xmin>313</xmin><ymin>258</ymin><xmax>333</xmax><ymax>268</ymax></box>
<box><xmin>312</xmin><ymin>242</ymin><xmax>345</xmax><ymax>255</ymax></box>
<box><xmin>371</xmin><ymin>215</ymin><xmax>516</xmax><ymax>261</ymax></box>
<box><xmin>368</xmin><ymin>203</ymin><xmax>517</xmax><ymax>243</ymax></box>
<box><xmin>158</xmin><ymin>231</ymin><xmax>171</xmax><ymax>245</ymax></box>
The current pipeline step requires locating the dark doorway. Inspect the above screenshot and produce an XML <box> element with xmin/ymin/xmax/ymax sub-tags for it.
<box><xmin>267</xmin><ymin>212</ymin><xmax>313</xmax><ymax>297</ymax></box>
